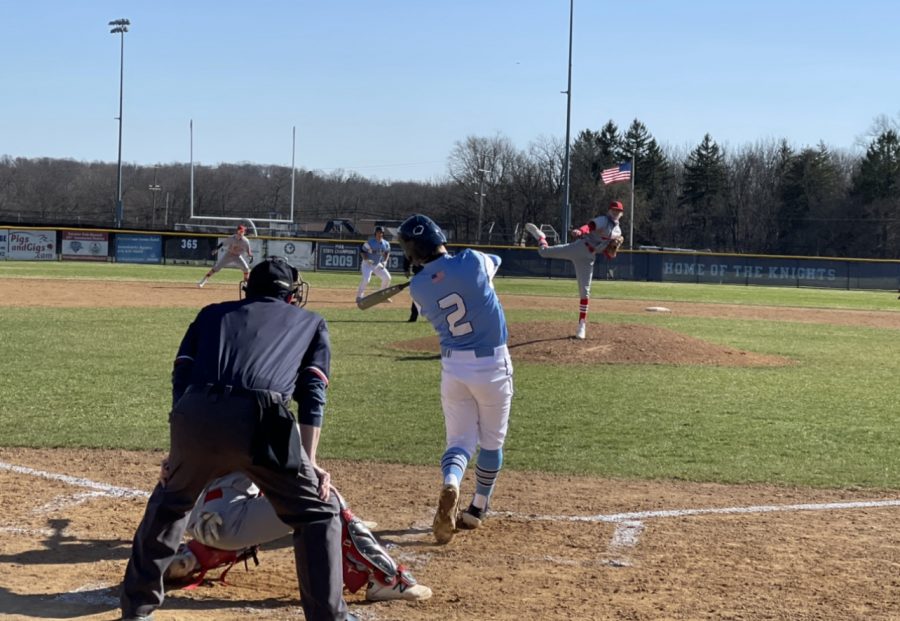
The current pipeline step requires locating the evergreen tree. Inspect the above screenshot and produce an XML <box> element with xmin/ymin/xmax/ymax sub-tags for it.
<box><xmin>777</xmin><ymin>144</ymin><xmax>845</xmax><ymax>255</ymax></box>
<box><xmin>850</xmin><ymin>129</ymin><xmax>900</xmax><ymax>256</ymax></box>
<box><xmin>679</xmin><ymin>134</ymin><xmax>727</xmax><ymax>249</ymax></box>
<box><xmin>622</xmin><ymin>119</ymin><xmax>670</xmax><ymax>246</ymax></box>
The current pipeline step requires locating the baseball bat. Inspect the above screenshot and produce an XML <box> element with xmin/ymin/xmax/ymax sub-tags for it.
<box><xmin>356</xmin><ymin>281</ymin><xmax>411</xmax><ymax>310</ymax></box>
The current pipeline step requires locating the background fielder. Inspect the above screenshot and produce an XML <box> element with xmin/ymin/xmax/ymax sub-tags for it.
<box><xmin>356</xmin><ymin>226</ymin><xmax>391</xmax><ymax>302</ymax></box>
<box><xmin>397</xmin><ymin>214</ymin><xmax>513</xmax><ymax>545</ymax></box>
<box><xmin>198</xmin><ymin>224</ymin><xmax>253</xmax><ymax>288</ymax></box>
<box><xmin>525</xmin><ymin>200</ymin><xmax>625</xmax><ymax>339</ymax></box>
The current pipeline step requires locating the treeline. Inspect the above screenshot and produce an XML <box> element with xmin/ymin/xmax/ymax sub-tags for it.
<box><xmin>1</xmin><ymin>117</ymin><xmax>898</xmax><ymax>258</ymax></box>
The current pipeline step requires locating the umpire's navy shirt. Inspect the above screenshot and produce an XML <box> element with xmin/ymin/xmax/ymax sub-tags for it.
<box><xmin>172</xmin><ymin>296</ymin><xmax>330</xmax><ymax>426</ymax></box>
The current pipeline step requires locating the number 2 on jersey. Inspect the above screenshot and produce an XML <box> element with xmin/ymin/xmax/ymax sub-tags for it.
<box><xmin>438</xmin><ymin>293</ymin><xmax>472</xmax><ymax>337</ymax></box>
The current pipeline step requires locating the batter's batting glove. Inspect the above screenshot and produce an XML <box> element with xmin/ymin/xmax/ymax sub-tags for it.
<box><xmin>570</xmin><ymin>229</ymin><xmax>583</xmax><ymax>239</ymax></box>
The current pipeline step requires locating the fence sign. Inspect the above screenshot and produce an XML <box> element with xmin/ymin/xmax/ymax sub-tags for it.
<box><xmin>8</xmin><ymin>230</ymin><xmax>56</xmax><ymax>260</ymax></box>
<box><xmin>61</xmin><ymin>230</ymin><xmax>109</xmax><ymax>262</ymax></box>
<box><xmin>267</xmin><ymin>240</ymin><xmax>315</xmax><ymax>270</ymax></box>
<box><xmin>116</xmin><ymin>234</ymin><xmax>162</xmax><ymax>264</ymax></box>
<box><xmin>317</xmin><ymin>242</ymin><xmax>359</xmax><ymax>272</ymax></box>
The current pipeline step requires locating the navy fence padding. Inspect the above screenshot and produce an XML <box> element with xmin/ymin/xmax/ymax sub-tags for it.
<box><xmin>464</xmin><ymin>246</ymin><xmax>899</xmax><ymax>292</ymax></box>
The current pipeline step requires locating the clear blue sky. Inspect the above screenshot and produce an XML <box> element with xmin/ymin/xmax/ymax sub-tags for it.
<box><xmin>2</xmin><ymin>1</ymin><xmax>898</xmax><ymax>182</ymax></box>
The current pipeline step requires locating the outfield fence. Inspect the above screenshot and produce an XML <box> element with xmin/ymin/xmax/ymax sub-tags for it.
<box><xmin>1</xmin><ymin>226</ymin><xmax>898</xmax><ymax>292</ymax></box>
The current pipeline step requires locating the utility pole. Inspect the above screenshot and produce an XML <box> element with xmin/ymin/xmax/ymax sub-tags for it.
<box><xmin>164</xmin><ymin>191</ymin><xmax>171</xmax><ymax>227</ymax></box>
<box><xmin>475</xmin><ymin>167</ymin><xmax>491</xmax><ymax>243</ymax></box>
<box><xmin>149</xmin><ymin>165</ymin><xmax>161</xmax><ymax>229</ymax></box>
<box><xmin>109</xmin><ymin>18</ymin><xmax>130</xmax><ymax>228</ymax></box>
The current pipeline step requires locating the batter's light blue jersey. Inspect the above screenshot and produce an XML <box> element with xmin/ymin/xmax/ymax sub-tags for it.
<box><xmin>361</xmin><ymin>237</ymin><xmax>390</xmax><ymax>263</ymax></box>
<box><xmin>410</xmin><ymin>249</ymin><xmax>507</xmax><ymax>352</ymax></box>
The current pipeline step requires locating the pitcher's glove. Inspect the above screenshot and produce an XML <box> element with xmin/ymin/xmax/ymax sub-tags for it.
<box><xmin>604</xmin><ymin>236</ymin><xmax>624</xmax><ymax>259</ymax></box>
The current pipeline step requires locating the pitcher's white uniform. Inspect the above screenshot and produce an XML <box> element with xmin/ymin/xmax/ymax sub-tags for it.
<box><xmin>538</xmin><ymin>213</ymin><xmax>622</xmax><ymax>300</ymax></box>
<box><xmin>526</xmin><ymin>200</ymin><xmax>624</xmax><ymax>339</ymax></box>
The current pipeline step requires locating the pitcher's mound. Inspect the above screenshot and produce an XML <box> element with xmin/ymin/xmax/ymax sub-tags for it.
<box><xmin>393</xmin><ymin>322</ymin><xmax>792</xmax><ymax>367</ymax></box>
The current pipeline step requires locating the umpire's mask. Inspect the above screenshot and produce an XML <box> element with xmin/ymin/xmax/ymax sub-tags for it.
<box><xmin>245</xmin><ymin>257</ymin><xmax>308</xmax><ymax>307</ymax></box>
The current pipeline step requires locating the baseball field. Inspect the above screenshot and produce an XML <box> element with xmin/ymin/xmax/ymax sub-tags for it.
<box><xmin>1</xmin><ymin>261</ymin><xmax>899</xmax><ymax>621</ymax></box>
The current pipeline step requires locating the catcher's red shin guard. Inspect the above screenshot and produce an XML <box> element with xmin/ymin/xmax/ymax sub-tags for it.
<box><xmin>339</xmin><ymin>503</ymin><xmax>420</xmax><ymax>595</ymax></box>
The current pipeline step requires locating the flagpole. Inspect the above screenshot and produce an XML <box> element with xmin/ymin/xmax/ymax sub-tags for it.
<box><xmin>628</xmin><ymin>153</ymin><xmax>635</xmax><ymax>250</ymax></box>
<box><xmin>561</xmin><ymin>0</ymin><xmax>574</xmax><ymax>244</ymax></box>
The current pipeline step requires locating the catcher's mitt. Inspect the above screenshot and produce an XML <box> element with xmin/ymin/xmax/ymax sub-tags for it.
<box><xmin>604</xmin><ymin>236</ymin><xmax>624</xmax><ymax>259</ymax></box>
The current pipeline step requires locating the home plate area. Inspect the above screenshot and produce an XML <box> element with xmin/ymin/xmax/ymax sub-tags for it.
<box><xmin>0</xmin><ymin>448</ymin><xmax>898</xmax><ymax>620</ymax></box>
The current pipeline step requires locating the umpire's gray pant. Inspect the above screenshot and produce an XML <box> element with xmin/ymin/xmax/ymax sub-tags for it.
<box><xmin>120</xmin><ymin>388</ymin><xmax>348</xmax><ymax>621</ymax></box>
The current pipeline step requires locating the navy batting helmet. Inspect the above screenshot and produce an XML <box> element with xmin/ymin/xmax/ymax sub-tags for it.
<box><xmin>398</xmin><ymin>214</ymin><xmax>447</xmax><ymax>264</ymax></box>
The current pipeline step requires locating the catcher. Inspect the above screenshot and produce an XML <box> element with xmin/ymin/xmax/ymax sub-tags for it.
<box><xmin>525</xmin><ymin>200</ymin><xmax>625</xmax><ymax>339</ymax></box>
<box><xmin>163</xmin><ymin>469</ymin><xmax>432</xmax><ymax>603</ymax></box>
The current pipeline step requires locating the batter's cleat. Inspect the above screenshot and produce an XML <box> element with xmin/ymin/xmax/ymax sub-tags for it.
<box><xmin>197</xmin><ymin>277</ymin><xmax>207</xmax><ymax>288</ymax></box>
<box><xmin>366</xmin><ymin>579</ymin><xmax>433</xmax><ymax>602</ymax></box>
<box><xmin>575</xmin><ymin>320</ymin><xmax>586</xmax><ymax>340</ymax></box>
<box><xmin>120</xmin><ymin>615</ymin><xmax>154</xmax><ymax>621</ymax></box>
<box><xmin>457</xmin><ymin>503</ymin><xmax>486</xmax><ymax>530</ymax></box>
<box><xmin>432</xmin><ymin>484</ymin><xmax>460</xmax><ymax>544</ymax></box>
<box><xmin>525</xmin><ymin>223</ymin><xmax>549</xmax><ymax>249</ymax></box>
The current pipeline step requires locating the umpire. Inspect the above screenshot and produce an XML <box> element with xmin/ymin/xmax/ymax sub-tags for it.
<box><xmin>120</xmin><ymin>257</ymin><xmax>356</xmax><ymax>621</ymax></box>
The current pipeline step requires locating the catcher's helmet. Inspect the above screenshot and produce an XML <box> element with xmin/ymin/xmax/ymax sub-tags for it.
<box><xmin>244</xmin><ymin>256</ymin><xmax>309</xmax><ymax>307</ymax></box>
<box><xmin>397</xmin><ymin>214</ymin><xmax>447</xmax><ymax>265</ymax></box>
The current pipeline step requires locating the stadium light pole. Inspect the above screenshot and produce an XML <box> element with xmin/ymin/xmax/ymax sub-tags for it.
<box><xmin>561</xmin><ymin>0</ymin><xmax>574</xmax><ymax>244</ymax></box>
<box><xmin>109</xmin><ymin>18</ymin><xmax>130</xmax><ymax>228</ymax></box>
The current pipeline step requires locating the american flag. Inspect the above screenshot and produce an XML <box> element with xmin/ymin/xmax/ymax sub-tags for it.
<box><xmin>599</xmin><ymin>162</ymin><xmax>632</xmax><ymax>185</ymax></box>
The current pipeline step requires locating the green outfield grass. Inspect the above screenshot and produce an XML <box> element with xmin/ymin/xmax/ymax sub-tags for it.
<box><xmin>1</xmin><ymin>259</ymin><xmax>897</xmax><ymax>310</ymax></box>
<box><xmin>1</xmin><ymin>261</ymin><xmax>899</xmax><ymax>489</ymax></box>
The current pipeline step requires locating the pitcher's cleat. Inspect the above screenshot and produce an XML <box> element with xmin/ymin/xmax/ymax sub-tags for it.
<box><xmin>524</xmin><ymin>223</ymin><xmax>549</xmax><ymax>249</ymax></box>
<box><xmin>575</xmin><ymin>319</ymin><xmax>586</xmax><ymax>340</ymax></box>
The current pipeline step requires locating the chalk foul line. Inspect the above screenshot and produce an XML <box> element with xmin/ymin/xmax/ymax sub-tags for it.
<box><xmin>0</xmin><ymin>461</ymin><xmax>149</xmax><ymax>499</ymax></box>
<box><xmin>500</xmin><ymin>497</ymin><xmax>900</xmax><ymax>524</ymax></box>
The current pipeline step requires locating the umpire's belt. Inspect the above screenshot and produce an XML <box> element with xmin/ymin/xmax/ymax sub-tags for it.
<box><xmin>187</xmin><ymin>383</ymin><xmax>287</xmax><ymax>407</ymax></box>
<box><xmin>441</xmin><ymin>346</ymin><xmax>501</xmax><ymax>359</ymax></box>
